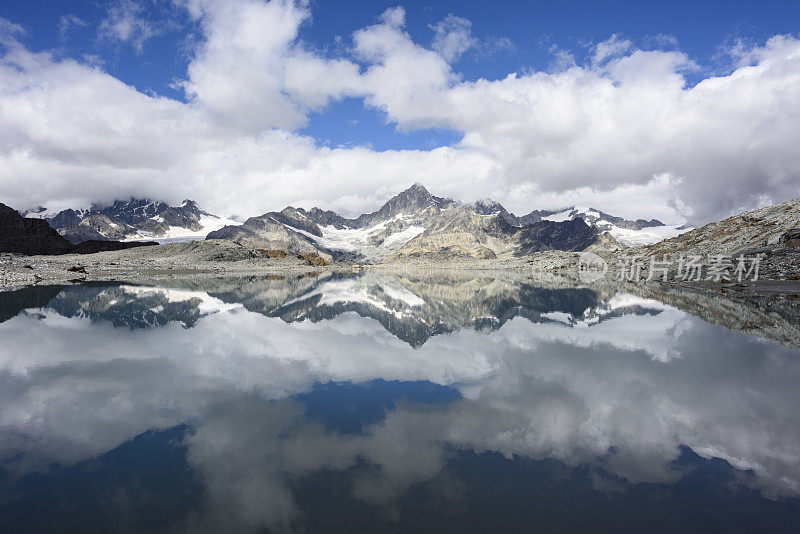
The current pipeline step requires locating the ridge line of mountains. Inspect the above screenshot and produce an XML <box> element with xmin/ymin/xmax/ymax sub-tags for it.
<box><xmin>22</xmin><ymin>198</ymin><xmax>238</xmax><ymax>244</ymax></box>
<box><xmin>7</xmin><ymin>184</ymin><xmax>688</xmax><ymax>260</ymax></box>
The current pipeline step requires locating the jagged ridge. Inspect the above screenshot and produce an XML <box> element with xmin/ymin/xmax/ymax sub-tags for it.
<box><xmin>25</xmin><ymin>198</ymin><xmax>237</xmax><ymax>244</ymax></box>
<box><xmin>207</xmin><ymin>184</ymin><xmax>607</xmax><ymax>262</ymax></box>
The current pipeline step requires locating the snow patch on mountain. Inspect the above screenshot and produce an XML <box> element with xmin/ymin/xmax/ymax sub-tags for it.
<box><xmin>541</xmin><ymin>210</ymin><xmax>573</xmax><ymax>223</ymax></box>
<box><xmin>26</xmin><ymin>198</ymin><xmax>242</xmax><ymax>243</ymax></box>
<box><xmin>541</xmin><ymin>206</ymin><xmax>690</xmax><ymax>246</ymax></box>
<box><xmin>283</xmin><ymin>213</ymin><xmax>427</xmax><ymax>257</ymax></box>
<box><xmin>127</xmin><ymin>213</ymin><xmax>240</xmax><ymax>243</ymax></box>
<box><xmin>382</xmin><ymin>225</ymin><xmax>426</xmax><ymax>247</ymax></box>
<box><xmin>603</xmin><ymin>223</ymin><xmax>691</xmax><ymax>247</ymax></box>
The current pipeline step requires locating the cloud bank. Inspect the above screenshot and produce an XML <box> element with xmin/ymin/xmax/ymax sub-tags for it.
<box><xmin>0</xmin><ymin>0</ymin><xmax>799</xmax><ymax>224</ymax></box>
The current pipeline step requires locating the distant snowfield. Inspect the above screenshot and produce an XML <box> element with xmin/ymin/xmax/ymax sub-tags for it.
<box><xmin>284</xmin><ymin>224</ymin><xmax>361</xmax><ymax>252</ymax></box>
<box><xmin>24</xmin><ymin>207</ymin><xmax>89</xmax><ymax>219</ymax></box>
<box><xmin>541</xmin><ymin>208</ymin><xmax>691</xmax><ymax>247</ymax></box>
<box><xmin>382</xmin><ymin>225</ymin><xmax>425</xmax><ymax>247</ymax></box>
<box><xmin>126</xmin><ymin>214</ymin><xmax>241</xmax><ymax>243</ymax></box>
<box><xmin>285</xmin><ymin>213</ymin><xmax>426</xmax><ymax>256</ymax></box>
<box><xmin>26</xmin><ymin>206</ymin><xmax>242</xmax><ymax>243</ymax></box>
<box><xmin>542</xmin><ymin>209</ymin><xmax>581</xmax><ymax>223</ymax></box>
<box><xmin>605</xmin><ymin>224</ymin><xmax>691</xmax><ymax>247</ymax></box>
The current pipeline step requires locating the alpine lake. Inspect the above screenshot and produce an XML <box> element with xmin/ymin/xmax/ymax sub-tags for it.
<box><xmin>1</xmin><ymin>272</ymin><xmax>799</xmax><ymax>533</ymax></box>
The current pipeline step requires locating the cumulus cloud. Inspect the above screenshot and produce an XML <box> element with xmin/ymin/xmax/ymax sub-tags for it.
<box><xmin>180</xmin><ymin>0</ymin><xmax>313</xmax><ymax>131</ymax></box>
<box><xmin>0</xmin><ymin>2</ymin><xmax>799</xmax><ymax>224</ymax></box>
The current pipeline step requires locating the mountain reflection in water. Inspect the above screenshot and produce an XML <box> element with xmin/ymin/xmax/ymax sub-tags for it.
<box><xmin>1</xmin><ymin>273</ymin><xmax>799</xmax><ymax>533</ymax></box>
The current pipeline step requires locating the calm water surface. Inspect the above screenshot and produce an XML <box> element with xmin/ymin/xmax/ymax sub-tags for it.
<box><xmin>1</xmin><ymin>273</ymin><xmax>799</xmax><ymax>533</ymax></box>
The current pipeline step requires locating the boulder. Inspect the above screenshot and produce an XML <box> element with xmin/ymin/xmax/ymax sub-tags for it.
<box><xmin>780</xmin><ymin>229</ymin><xmax>800</xmax><ymax>248</ymax></box>
<box><xmin>297</xmin><ymin>252</ymin><xmax>330</xmax><ymax>266</ymax></box>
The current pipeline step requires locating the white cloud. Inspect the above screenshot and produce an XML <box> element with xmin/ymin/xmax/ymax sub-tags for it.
<box><xmin>378</xmin><ymin>5</ymin><xmax>406</xmax><ymax>28</ymax></box>
<box><xmin>180</xmin><ymin>0</ymin><xmax>312</xmax><ymax>131</ymax></box>
<box><xmin>0</xmin><ymin>16</ymin><xmax>24</xmax><ymax>44</ymax></box>
<box><xmin>57</xmin><ymin>14</ymin><xmax>88</xmax><ymax>41</ymax></box>
<box><xmin>591</xmin><ymin>33</ymin><xmax>632</xmax><ymax>65</ymax></box>
<box><xmin>98</xmin><ymin>0</ymin><xmax>171</xmax><ymax>53</ymax></box>
<box><xmin>0</xmin><ymin>3</ymin><xmax>799</xmax><ymax>224</ymax></box>
<box><xmin>430</xmin><ymin>15</ymin><xmax>477</xmax><ymax>63</ymax></box>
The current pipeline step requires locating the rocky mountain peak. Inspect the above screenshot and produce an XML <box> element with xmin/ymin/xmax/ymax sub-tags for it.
<box><xmin>25</xmin><ymin>198</ymin><xmax>233</xmax><ymax>243</ymax></box>
<box><xmin>471</xmin><ymin>199</ymin><xmax>505</xmax><ymax>214</ymax></box>
<box><xmin>349</xmin><ymin>183</ymin><xmax>441</xmax><ymax>228</ymax></box>
<box><xmin>98</xmin><ymin>198</ymin><xmax>168</xmax><ymax>225</ymax></box>
<box><xmin>470</xmin><ymin>199</ymin><xmax>521</xmax><ymax>226</ymax></box>
<box><xmin>392</xmin><ymin>183</ymin><xmax>433</xmax><ymax>207</ymax></box>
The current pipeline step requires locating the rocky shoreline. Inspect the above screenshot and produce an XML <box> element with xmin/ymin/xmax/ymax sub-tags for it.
<box><xmin>3</xmin><ymin>237</ymin><xmax>798</xmax><ymax>291</ymax></box>
<box><xmin>0</xmin><ymin>242</ymin><xmax>329</xmax><ymax>292</ymax></box>
<box><xmin>2</xmin><ymin>235</ymin><xmax>799</xmax><ymax>289</ymax></box>
<box><xmin>0</xmin><ymin>245</ymin><xmax>569</xmax><ymax>291</ymax></box>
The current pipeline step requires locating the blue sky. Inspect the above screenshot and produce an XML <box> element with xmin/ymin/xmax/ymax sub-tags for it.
<box><xmin>0</xmin><ymin>0</ymin><xmax>798</xmax><ymax>222</ymax></box>
<box><xmin>3</xmin><ymin>0</ymin><xmax>798</xmax><ymax>151</ymax></box>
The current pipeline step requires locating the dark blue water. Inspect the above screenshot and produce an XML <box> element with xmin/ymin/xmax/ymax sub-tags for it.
<box><xmin>1</xmin><ymin>275</ymin><xmax>799</xmax><ymax>533</ymax></box>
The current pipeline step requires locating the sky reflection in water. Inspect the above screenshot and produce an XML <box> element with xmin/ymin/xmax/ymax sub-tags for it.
<box><xmin>1</xmin><ymin>274</ymin><xmax>799</xmax><ymax>533</ymax></box>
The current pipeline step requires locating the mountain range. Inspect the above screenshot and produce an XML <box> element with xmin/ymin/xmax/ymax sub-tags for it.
<box><xmin>18</xmin><ymin>184</ymin><xmax>689</xmax><ymax>261</ymax></box>
<box><xmin>23</xmin><ymin>199</ymin><xmax>237</xmax><ymax>244</ymax></box>
<box><xmin>526</xmin><ymin>206</ymin><xmax>687</xmax><ymax>246</ymax></box>
<box><xmin>206</xmin><ymin>184</ymin><xmax>687</xmax><ymax>262</ymax></box>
